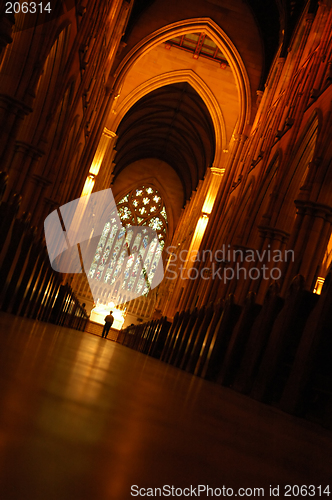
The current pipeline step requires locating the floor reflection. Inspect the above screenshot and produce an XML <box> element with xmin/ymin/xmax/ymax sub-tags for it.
<box><xmin>0</xmin><ymin>312</ymin><xmax>331</xmax><ymax>500</ymax></box>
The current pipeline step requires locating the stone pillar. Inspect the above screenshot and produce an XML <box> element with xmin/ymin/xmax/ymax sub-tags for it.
<box><xmin>92</xmin><ymin>128</ymin><xmax>117</xmax><ymax>191</ymax></box>
<box><xmin>0</xmin><ymin>94</ymin><xmax>32</xmax><ymax>169</ymax></box>
<box><xmin>254</xmin><ymin>226</ymin><xmax>289</xmax><ymax>303</ymax></box>
<box><xmin>178</xmin><ymin>164</ymin><xmax>226</xmax><ymax>311</ymax></box>
<box><xmin>4</xmin><ymin>140</ymin><xmax>44</xmax><ymax>199</ymax></box>
<box><xmin>0</xmin><ymin>171</ymin><xmax>8</xmax><ymax>202</ymax></box>
<box><xmin>19</xmin><ymin>173</ymin><xmax>51</xmax><ymax>221</ymax></box>
<box><xmin>281</xmin><ymin>200</ymin><xmax>332</xmax><ymax>293</ymax></box>
<box><xmin>79</xmin><ymin>127</ymin><xmax>117</xmax><ymax>195</ymax></box>
<box><xmin>201</xmin><ymin>166</ymin><xmax>225</xmax><ymax>214</ymax></box>
<box><xmin>0</xmin><ymin>10</ymin><xmax>14</xmax><ymax>58</ymax></box>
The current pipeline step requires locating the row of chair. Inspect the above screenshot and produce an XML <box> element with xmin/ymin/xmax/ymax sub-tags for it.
<box><xmin>0</xmin><ymin>172</ymin><xmax>88</xmax><ymax>331</ymax></box>
<box><xmin>118</xmin><ymin>273</ymin><xmax>332</xmax><ymax>428</ymax></box>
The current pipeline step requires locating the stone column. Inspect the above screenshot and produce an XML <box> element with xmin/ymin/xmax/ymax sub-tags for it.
<box><xmin>92</xmin><ymin>128</ymin><xmax>117</xmax><ymax>191</ymax></box>
<box><xmin>0</xmin><ymin>10</ymin><xmax>14</xmax><ymax>58</ymax></box>
<box><xmin>0</xmin><ymin>94</ymin><xmax>32</xmax><ymax>169</ymax></box>
<box><xmin>79</xmin><ymin>127</ymin><xmax>117</xmax><ymax>195</ymax></box>
<box><xmin>179</xmin><ymin>165</ymin><xmax>226</xmax><ymax>311</ymax></box>
<box><xmin>281</xmin><ymin>200</ymin><xmax>332</xmax><ymax>293</ymax></box>
<box><xmin>19</xmin><ymin>173</ymin><xmax>51</xmax><ymax>221</ymax></box>
<box><xmin>4</xmin><ymin>140</ymin><xmax>44</xmax><ymax>199</ymax></box>
<box><xmin>254</xmin><ymin>226</ymin><xmax>289</xmax><ymax>303</ymax></box>
<box><xmin>0</xmin><ymin>171</ymin><xmax>8</xmax><ymax>202</ymax></box>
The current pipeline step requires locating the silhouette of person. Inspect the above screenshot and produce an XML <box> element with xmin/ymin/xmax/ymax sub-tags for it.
<box><xmin>102</xmin><ymin>311</ymin><xmax>114</xmax><ymax>338</ymax></box>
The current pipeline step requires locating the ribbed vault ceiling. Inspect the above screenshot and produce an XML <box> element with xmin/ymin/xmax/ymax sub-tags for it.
<box><xmin>113</xmin><ymin>82</ymin><xmax>215</xmax><ymax>204</ymax></box>
<box><xmin>125</xmin><ymin>1</ymin><xmax>308</xmax><ymax>85</ymax></box>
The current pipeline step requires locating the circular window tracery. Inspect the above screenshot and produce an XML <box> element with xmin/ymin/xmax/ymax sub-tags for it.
<box><xmin>117</xmin><ymin>185</ymin><xmax>167</xmax><ymax>248</ymax></box>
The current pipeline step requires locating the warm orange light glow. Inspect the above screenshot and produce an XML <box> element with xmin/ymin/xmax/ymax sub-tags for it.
<box><xmin>89</xmin><ymin>128</ymin><xmax>116</xmax><ymax>175</ymax></box>
<box><xmin>184</xmin><ymin>215</ymin><xmax>209</xmax><ymax>270</ymax></box>
<box><xmin>195</xmin><ymin>214</ymin><xmax>209</xmax><ymax>237</ymax></box>
<box><xmin>313</xmin><ymin>277</ymin><xmax>325</xmax><ymax>295</ymax></box>
<box><xmin>89</xmin><ymin>161</ymin><xmax>102</xmax><ymax>176</ymax></box>
<box><xmin>81</xmin><ymin>175</ymin><xmax>95</xmax><ymax>197</ymax></box>
<box><xmin>202</xmin><ymin>167</ymin><xmax>224</xmax><ymax>214</ymax></box>
<box><xmin>90</xmin><ymin>301</ymin><xmax>125</xmax><ymax>330</ymax></box>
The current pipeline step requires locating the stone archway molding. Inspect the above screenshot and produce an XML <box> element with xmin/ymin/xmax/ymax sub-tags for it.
<box><xmin>111</xmin><ymin>18</ymin><xmax>251</xmax><ymax>141</ymax></box>
<box><xmin>111</xmin><ymin>70</ymin><xmax>226</xmax><ymax>166</ymax></box>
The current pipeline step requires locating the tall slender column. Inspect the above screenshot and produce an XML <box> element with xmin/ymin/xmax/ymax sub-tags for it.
<box><xmin>281</xmin><ymin>200</ymin><xmax>332</xmax><ymax>293</ymax></box>
<box><xmin>254</xmin><ymin>227</ymin><xmax>289</xmax><ymax>303</ymax></box>
<box><xmin>0</xmin><ymin>10</ymin><xmax>14</xmax><ymax>58</ymax></box>
<box><xmin>80</xmin><ymin>127</ymin><xmax>117</xmax><ymax>196</ymax></box>
<box><xmin>4</xmin><ymin>141</ymin><xmax>44</xmax><ymax>199</ymax></box>
<box><xmin>179</xmin><ymin>164</ymin><xmax>226</xmax><ymax>310</ymax></box>
<box><xmin>93</xmin><ymin>128</ymin><xmax>117</xmax><ymax>191</ymax></box>
<box><xmin>0</xmin><ymin>94</ymin><xmax>32</xmax><ymax>169</ymax></box>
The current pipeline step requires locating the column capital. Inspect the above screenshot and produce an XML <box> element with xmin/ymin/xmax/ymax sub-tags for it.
<box><xmin>210</xmin><ymin>166</ymin><xmax>225</xmax><ymax>176</ymax></box>
<box><xmin>14</xmin><ymin>140</ymin><xmax>45</xmax><ymax>159</ymax></box>
<box><xmin>233</xmin><ymin>133</ymin><xmax>248</xmax><ymax>143</ymax></box>
<box><xmin>31</xmin><ymin>174</ymin><xmax>52</xmax><ymax>188</ymax></box>
<box><xmin>256</xmin><ymin>90</ymin><xmax>264</xmax><ymax>106</ymax></box>
<box><xmin>294</xmin><ymin>199</ymin><xmax>332</xmax><ymax>219</ymax></box>
<box><xmin>0</xmin><ymin>93</ymin><xmax>32</xmax><ymax>117</ymax></box>
<box><xmin>258</xmin><ymin>225</ymin><xmax>290</xmax><ymax>243</ymax></box>
<box><xmin>103</xmin><ymin>127</ymin><xmax>117</xmax><ymax>139</ymax></box>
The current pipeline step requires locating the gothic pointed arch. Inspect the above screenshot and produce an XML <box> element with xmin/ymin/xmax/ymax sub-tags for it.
<box><xmin>112</xmin><ymin>70</ymin><xmax>226</xmax><ymax>165</ymax></box>
<box><xmin>111</xmin><ymin>18</ymin><xmax>251</xmax><ymax>137</ymax></box>
<box><xmin>112</xmin><ymin>81</ymin><xmax>216</xmax><ymax>202</ymax></box>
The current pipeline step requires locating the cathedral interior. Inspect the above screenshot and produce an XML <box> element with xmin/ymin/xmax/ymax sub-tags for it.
<box><xmin>0</xmin><ymin>0</ymin><xmax>332</xmax><ymax>498</ymax></box>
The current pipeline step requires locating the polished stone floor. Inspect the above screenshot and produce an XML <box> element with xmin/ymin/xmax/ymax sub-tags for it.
<box><xmin>0</xmin><ymin>312</ymin><xmax>331</xmax><ymax>500</ymax></box>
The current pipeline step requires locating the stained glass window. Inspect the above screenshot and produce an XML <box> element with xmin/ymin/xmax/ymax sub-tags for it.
<box><xmin>116</xmin><ymin>185</ymin><xmax>167</xmax><ymax>248</ymax></box>
<box><xmin>87</xmin><ymin>186</ymin><xmax>167</xmax><ymax>302</ymax></box>
<box><xmin>118</xmin><ymin>194</ymin><xmax>129</xmax><ymax>203</ymax></box>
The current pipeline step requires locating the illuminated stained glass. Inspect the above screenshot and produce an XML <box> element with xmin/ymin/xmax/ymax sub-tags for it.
<box><xmin>126</xmin><ymin>228</ymin><xmax>134</xmax><ymax>246</ymax></box>
<box><xmin>118</xmin><ymin>194</ymin><xmax>129</xmax><ymax>203</ymax></box>
<box><xmin>102</xmin><ymin>222</ymin><xmax>111</xmax><ymax>236</ymax></box>
<box><xmin>160</xmin><ymin>206</ymin><xmax>167</xmax><ymax>222</ymax></box>
<box><xmin>89</xmin><ymin>265</ymin><xmax>97</xmax><ymax>278</ymax></box>
<box><xmin>131</xmin><ymin>233</ymin><xmax>142</xmax><ymax>253</ymax></box>
<box><xmin>121</xmin><ymin>254</ymin><xmax>136</xmax><ymax>289</ymax></box>
<box><xmin>88</xmin><ymin>184</ymin><xmax>168</xmax><ymax>294</ymax></box>
<box><xmin>118</xmin><ymin>185</ymin><xmax>168</xmax><ymax>246</ymax></box>
<box><xmin>89</xmin><ymin>223</ymin><xmax>113</xmax><ymax>277</ymax></box>
<box><xmin>142</xmin><ymin>235</ymin><xmax>149</xmax><ymax>248</ymax></box>
<box><xmin>149</xmin><ymin>217</ymin><xmax>163</xmax><ymax>230</ymax></box>
<box><xmin>136</xmin><ymin>277</ymin><xmax>145</xmax><ymax>290</ymax></box>
<box><xmin>118</xmin><ymin>206</ymin><xmax>132</xmax><ymax>220</ymax></box>
<box><xmin>107</xmin><ymin>225</ymin><xmax>118</xmax><ymax>244</ymax></box>
<box><xmin>118</xmin><ymin>228</ymin><xmax>126</xmax><ymax>239</ymax></box>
